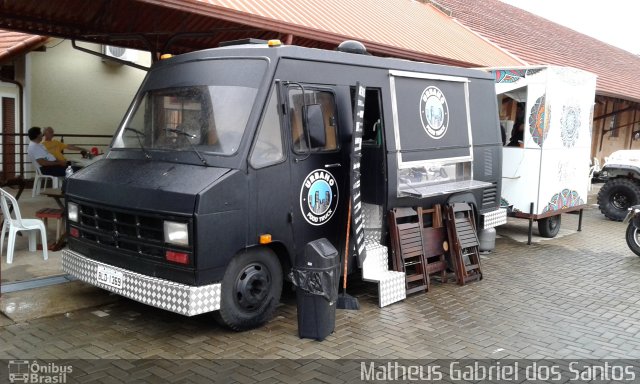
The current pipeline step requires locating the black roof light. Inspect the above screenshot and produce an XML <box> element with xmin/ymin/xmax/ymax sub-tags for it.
<box><xmin>336</xmin><ymin>40</ymin><xmax>368</xmax><ymax>55</ymax></box>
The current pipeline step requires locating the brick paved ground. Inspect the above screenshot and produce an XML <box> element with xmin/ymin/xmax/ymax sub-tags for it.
<box><xmin>2</xmin><ymin>188</ymin><xmax>640</xmax><ymax>382</ymax></box>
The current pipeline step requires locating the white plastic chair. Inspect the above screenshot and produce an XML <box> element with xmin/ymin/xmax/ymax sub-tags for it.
<box><xmin>31</xmin><ymin>159</ymin><xmax>60</xmax><ymax>197</ymax></box>
<box><xmin>0</xmin><ymin>187</ymin><xmax>48</xmax><ymax>264</ymax></box>
<box><xmin>588</xmin><ymin>157</ymin><xmax>602</xmax><ymax>192</ymax></box>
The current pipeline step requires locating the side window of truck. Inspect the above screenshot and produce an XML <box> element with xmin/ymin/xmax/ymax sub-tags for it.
<box><xmin>250</xmin><ymin>89</ymin><xmax>285</xmax><ymax>168</ymax></box>
<box><xmin>287</xmin><ymin>88</ymin><xmax>338</xmax><ymax>153</ymax></box>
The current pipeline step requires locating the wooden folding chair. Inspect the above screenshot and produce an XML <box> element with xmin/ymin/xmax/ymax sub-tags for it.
<box><xmin>419</xmin><ymin>205</ymin><xmax>448</xmax><ymax>288</ymax></box>
<box><xmin>445</xmin><ymin>203</ymin><xmax>482</xmax><ymax>286</ymax></box>
<box><xmin>388</xmin><ymin>207</ymin><xmax>428</xmax><ymax>294</ymax></box>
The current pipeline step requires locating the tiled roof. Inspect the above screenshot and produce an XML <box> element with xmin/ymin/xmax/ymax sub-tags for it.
<box><xmin>183</xmin><ymin>0</ymin><xmax>523</xmax><ymax>67</ymax></box>
<box><xmin>437</xmin><ymin>0</ymin><xmax>640</xmax><ymax>103</ymax></box>
<box><xmin>0</xmin><ymin>29</ymin><xmax>47</xmax><ymax>63</ymax></box>
<box><xmin>0</xmin><ymin>0</ymin><xmax>522</xmax><ymax>67</ymax></box>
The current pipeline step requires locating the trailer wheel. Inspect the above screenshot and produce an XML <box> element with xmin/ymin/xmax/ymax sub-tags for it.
<box><xmin>625</xmin><ymin>224</ymin><xmax>640</xmax><ymax>257</ymax></box>
<box><xmin>538</xmin><ymin>215</ymin><xmax>561</xmax><ymax>238</ymax></box>
<box><xmin>598</xmin><ymin>178</ymin><xmax>640</xmax><ymax>221</ymax></box>
<box><xmin>215</xmin><ymin>248</ymin><xmax>283</xmax><ymax>331</ymax></box>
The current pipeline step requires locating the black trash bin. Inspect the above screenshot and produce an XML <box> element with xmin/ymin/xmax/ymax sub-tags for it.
<box><xmin>291</xmin><ymin>238</ymin><xmax>340</xmax><ymax>341</ymax></box>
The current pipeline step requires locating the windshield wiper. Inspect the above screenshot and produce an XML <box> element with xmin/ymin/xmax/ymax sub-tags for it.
<box><xmin>165</xmin><ymin>128</ymin><xmax>209</xmax><ymax>166</ymax></box>
<box><xmin>124</xmin><ymin>127</ymin><xmax>151</xmax><ymax>159</ymax></box>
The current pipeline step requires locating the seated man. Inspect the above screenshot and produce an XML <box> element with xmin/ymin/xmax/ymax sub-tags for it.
<box><xmin>43</xmin><ymin>126</ymin><xmax>88</xmax><ymax>162</ymax></box>
<box><xmin>27</xmin><ymin>126</ymin><xmax>79</xmax><ymax>177</ymax></box>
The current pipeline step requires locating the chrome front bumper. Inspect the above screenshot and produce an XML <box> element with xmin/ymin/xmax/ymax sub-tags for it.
<box><xmin>62</xmin><ymin>249</ymin><xmax>221</xmax><ymax>316</ymax></box>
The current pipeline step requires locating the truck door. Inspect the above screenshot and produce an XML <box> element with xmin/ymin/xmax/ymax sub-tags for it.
<box><xmin>284</xmin><ymin>84</ymin><xmax>347</xmax><ymax>257</ymax></box>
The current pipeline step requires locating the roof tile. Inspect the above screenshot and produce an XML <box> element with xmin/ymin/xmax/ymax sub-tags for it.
<box><xmin>437</xmin><ymin>0</ymin><xmax>640</xmax><ymax>103</ymax></box>
<box><xmin>0</xmin><ymin>29</ymin><xmax>47</xmax><ymax>63</ymax></box>
<box><xmin>196</xmin><ymin>0</ymin><xmax>523</xmax><ymax>67</ymax></box>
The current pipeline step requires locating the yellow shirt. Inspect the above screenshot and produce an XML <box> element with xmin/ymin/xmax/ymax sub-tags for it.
<box><xmin>42</xmin><ymin>140</ymin><xmax>68</xmax><ymax>162</ymax></box>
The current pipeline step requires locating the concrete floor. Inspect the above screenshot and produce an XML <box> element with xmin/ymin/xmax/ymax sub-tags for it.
<box><xmin>1</xmin><ymin>188</ymin><xmax>65</xmax><ymax>284</ymax></box>
<box><xmin>2</xmin><ymin>184</ymin><xmax>640</xmax><ymax>382</ymax></box>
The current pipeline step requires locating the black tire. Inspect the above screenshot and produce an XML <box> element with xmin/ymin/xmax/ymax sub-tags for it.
<box><xmin>215</xmin><ymin>248</ymin><xmax>283</xmax><ymax>331</ymax></box>
<box><xmin>538</xmin><ymin>215</ymin><xmax>561</xmax><ymax>238</ymax></box>
<box><xmin>598</xmin><ymin>178</ymin><xmax>640</xmax><ymax>221</ymax></box>
<box><xmin>625</xmin><ymin>223</ymin><xmax>640</xmax><ymax>257</ymax></box>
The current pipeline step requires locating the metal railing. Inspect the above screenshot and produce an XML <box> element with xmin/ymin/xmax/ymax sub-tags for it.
<box><xmin>1</xmin><ymin>132</ymin><xmax>113</xmax><ymax>180</ymax></box>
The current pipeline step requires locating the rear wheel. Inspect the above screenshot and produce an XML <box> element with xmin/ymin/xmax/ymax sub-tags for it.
<box><xmin>625</xmin><ymin>223</ymin><xmax>640</xmax><ymax>257</ymax></box>
<box><xmin>538</xmin><ymin>215</ymin><xmax>561</xmax><ymax>238</ymax></box>
<box><xmin>215</xmin><ymin>248</ymin><xmax>283</xmax><ymax>331</ymax></box>
<box><xmin>598</xmin><ymin>178</ymin><xmax>640</xmax><ymax>221</ymax></box>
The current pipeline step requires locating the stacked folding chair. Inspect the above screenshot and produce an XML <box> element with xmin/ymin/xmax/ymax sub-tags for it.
<box><xmin>444</xmin><ymin>203</ymin><xmax>482</xmax><ymax>285</ymax></box>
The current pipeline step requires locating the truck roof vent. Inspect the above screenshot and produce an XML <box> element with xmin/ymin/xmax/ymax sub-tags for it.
<box><xmin>219</xmin><ymin>38</ymin><xmax>268</xmax><ymax>47</ymax></box>
<box><xmin>337</xmin><ymin>40</ymin><xmax>368</xmax><ymax>55</ymax></box>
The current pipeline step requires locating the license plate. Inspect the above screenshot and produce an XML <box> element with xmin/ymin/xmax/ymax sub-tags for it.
<box><xmin>96</xmin><ymin>265</ymin><xmax>124</xmax><ymax>289</ymax></box>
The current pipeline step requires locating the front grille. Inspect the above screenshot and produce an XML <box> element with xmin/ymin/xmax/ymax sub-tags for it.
<box><xmin>72</xmin><ymin>200</ymin><xmax>190</xmax><ymax>261</ymax></box>
<box><xmin>482</xmin><ymin>183</ymin><xmax>498</xmax><ymax>208</ymax></box>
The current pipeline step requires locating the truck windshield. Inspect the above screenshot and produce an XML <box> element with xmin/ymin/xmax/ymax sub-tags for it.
<box><xmin>113</xmin><ymin>59</ymin><xmax>266</xmax><ymax>156</ymax></box>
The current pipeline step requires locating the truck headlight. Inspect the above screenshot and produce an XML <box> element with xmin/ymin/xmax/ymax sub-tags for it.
<box><xmin>164</xmin><ymin>221</ymin><xmax>189</xmax><ymax>246</ymax></box>
<box><xmin>68</xmin><ymin>202</ymin><xmax>79</xmax><ymax>222</ymax></box>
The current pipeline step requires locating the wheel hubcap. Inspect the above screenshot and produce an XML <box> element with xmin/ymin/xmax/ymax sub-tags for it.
<box><xmin>234</xmin><ymin>263</ymin><xmax>271</xmax><ymax>311</ymax></box>
<box><xmin>634</xmin><ymin>228</ymin><xmax>640</xmax><ymax>248</ymax></box>
<box><xmin>612</xmin><ymin>192</ymin><xmax>630</xmax><ymax>210</ymax></box>
<box><xmin>548</xmin><ymin>217</ymin><xmax>558</xmax><ymax>230</ymax></box>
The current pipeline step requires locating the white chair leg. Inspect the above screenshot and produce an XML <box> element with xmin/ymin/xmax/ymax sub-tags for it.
<box><xmin>38</xmin><ymin>222</ymin><xmax>48</xmax><ymax>261</ymax></box>
<box><xmin>28</xmin><ymin>230</ymin><xmax>37</xmax><ymax>251</ymax></box>
<box><xmin>36</xmin><ymin>177</ymin><xmax>43</xmax><ymax>196</ymax></box>
<box><xmin>0</xmin><ymin>220</ymin><xmax>6</xmax><ymax>258</ymax></box>
<box><xmin>32</xmin><ymin>177</ymin><xmax>39</xmax><ymax>197</ymax></box>
<box><xmin>6</xmin><ymin>228</ymin><xmax>16</xmax><ymax>264</ymax></box>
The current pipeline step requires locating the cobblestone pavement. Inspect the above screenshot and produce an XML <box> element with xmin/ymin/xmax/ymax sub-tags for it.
<box><xmin>2</xmin><ymin>191</ymin><xmax>640</xmax><ymax>382</ymax></box>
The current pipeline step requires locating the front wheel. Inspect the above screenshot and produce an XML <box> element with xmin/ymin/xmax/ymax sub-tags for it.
<box><xmin>215</xmin><ymin>248</ymin><xmax>283</xmax><ymax>331</ymax></box>
<box><xmin>625</xmin><ymin>223</ymin><xmax>640</xmax><ymax>257</ymax></box>
<box><xmin>538</xmin><ymin>215</ymin><xmax>561</xmax><ymax>238</ymax></box>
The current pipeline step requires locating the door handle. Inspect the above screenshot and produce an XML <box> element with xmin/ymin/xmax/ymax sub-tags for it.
<box><xmin>324</xmin><ymin>163</ymin><xmax>342</xmax><ymax>168</ymax></box>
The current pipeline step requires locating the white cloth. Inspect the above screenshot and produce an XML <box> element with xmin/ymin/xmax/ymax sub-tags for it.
<box><xmin>28</xmin><ymin>141</ymin><xmax>56</xmax><ymax>163</ymax></box>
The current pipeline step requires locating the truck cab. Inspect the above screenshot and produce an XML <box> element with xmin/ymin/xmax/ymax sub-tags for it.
<box><xmin>62</xmin><ymin>40</ymin><xmax>505</xmax><ymax>330</ymax></box>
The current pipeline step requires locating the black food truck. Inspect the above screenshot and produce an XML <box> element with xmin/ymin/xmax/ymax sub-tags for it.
<box><xmin>62</xmin><ymin>40</ymin><xmax>506</xmax><ymax>331</ymax></box>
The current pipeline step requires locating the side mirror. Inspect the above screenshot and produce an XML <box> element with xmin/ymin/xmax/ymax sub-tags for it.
<box><xmin>303</xmin><ymin>104</ymin><xmax>326</xmax><ymax>148</ymax></box>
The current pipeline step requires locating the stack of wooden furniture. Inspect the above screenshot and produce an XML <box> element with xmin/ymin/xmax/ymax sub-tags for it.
<box><xmin>389</xmin><ymin>202</ymin><xmax>483</xmax><ymax>294</ymax></box>
<box><xmin>389</xmin><ymin>204</ymin><xmax>449</xmax><ymax>294</ymax></box>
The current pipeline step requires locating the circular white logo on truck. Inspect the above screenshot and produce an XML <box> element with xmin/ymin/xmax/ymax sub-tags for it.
<box><xmin>419</xmin><ymin>86</ymin><xmax>449</xmax><ymax>139</ymax></box>
<box><xmin>300</xmin><ymin>169</ymin><xmax>339</xmax><ymax>226</ymax></box>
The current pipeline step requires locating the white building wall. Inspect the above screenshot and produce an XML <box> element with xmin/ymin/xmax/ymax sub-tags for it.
<box><xmin>28</xmin><ymin>39</ymin><xmax>150</xmax><ymax>137</ymax></box>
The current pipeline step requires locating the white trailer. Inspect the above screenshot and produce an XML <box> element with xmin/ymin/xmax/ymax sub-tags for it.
<box><xmin>490</xmin><ymin>66</ymin><xmax>597</xmax><ymax>243</ymax></box>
